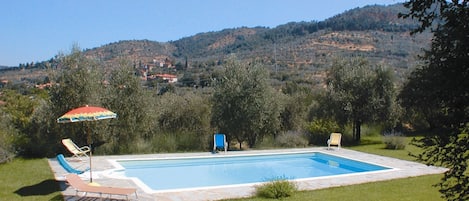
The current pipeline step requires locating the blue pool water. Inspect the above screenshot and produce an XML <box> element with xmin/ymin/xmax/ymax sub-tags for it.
<box><xmin>118</xmin><ymin>152</ymin><xmax>389</xmax><ymax>191</ymax></box>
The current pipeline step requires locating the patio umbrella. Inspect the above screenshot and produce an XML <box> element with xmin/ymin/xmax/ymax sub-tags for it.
<box><xmin>57</xmin><ymin>105</ymin><xmax>117</xmax><ymax>182</ymax></box>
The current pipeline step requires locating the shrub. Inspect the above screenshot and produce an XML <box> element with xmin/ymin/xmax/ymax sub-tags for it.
<box><xmin>0</xmin><ymin>147</ymin><xmax>14</xmax><ymax>164</ymax></box>
<box><xmin>151</xmin><ymin>133</ymin><xmax>178</xmax><ymax>153</ymax></box>
<box><xmin>382</xmin><ymin>131</ymin><xmax>406</xmax><ymax>150</ymax></box>
<box><xmin>0</xmin><ymin>111</ymin><xmax>17</xmax><ymax>163</ymax></box>
<box><xmin>255</xmin><ymin>178</ymin><xmax>297</xmax><ymax>199</ymax></box>
<box><xmin>306</xmin><ymin>118</ymin><xmax>340</xmax><ymax>145</ymax></box>
<box><xmin>275</xmin><ymin>131</ymin><xmax>309</xmax><ymax>148</ymax></box>
<box><xmin>174</xmin><ymin>130</ymin><xmax>208</xmax><ymax>151</ymax></box>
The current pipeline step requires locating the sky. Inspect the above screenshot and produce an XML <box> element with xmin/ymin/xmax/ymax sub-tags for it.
<box><xmin>1</xmin><ymin>0</ymin><xmax>403</xmax><ymax>67</ymax></box>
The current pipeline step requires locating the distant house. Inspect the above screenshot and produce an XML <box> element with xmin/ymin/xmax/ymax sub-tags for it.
<box><xmin>0</xmin><ymin>79</ymin><xmax>8</xmax><ymax>88</ymax></box>
<box><xmin>35</xmin><ymin>82</ymin><xmax>54</xmax><ymax>89</ymax></box>
<box><xmin>155</xmin><ymin>74</ymin><xmax>178</xmax><ymax>83</ymax></box>
<box><xmin>163</xmin><ymin>58</ymin><xmax>173</xmax><ymax>68</ymax></box>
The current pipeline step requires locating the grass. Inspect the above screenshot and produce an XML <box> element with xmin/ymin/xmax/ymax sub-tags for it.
<box><xmin>0</xmin><ymin>158</ymin><xmax>63</xmax><ymax>201</ymax></box>
<box><xmin>348</xmin><ymin>135</ymin><xmax>423</xmax><ymax>161</ymax></box>
<box><xmin>0</xmin><ymin>136</ymin><xmax>444</xmax><ymax>201</ymax></box>
<box><xmin>225</xmin><ymin>174</ymin><xmax>443</xmax><ymax>201</ymax></box>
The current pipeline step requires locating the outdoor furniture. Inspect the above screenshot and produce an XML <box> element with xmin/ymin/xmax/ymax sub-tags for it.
<box><xmin>62</xmin><ymin>138</ymin><xmax>91</xmax><ymax>161</ymax></box>
<box><xmin>56</xmin><ymin>154</ymin><xmax>89</xmax><ymax>174</ymax></box>
<box><xmin>65</xmin><ymin>174</ymin><xmax>138</xmax><ymax>200</ymax></box>
<box><xmin>327</xmin><ymin>133</ymin><xmax>342</xmax><ymax>150</ymax></box>
<box><xmin>213</xmin><ymin>133</ymin><xmax>228</xmax><ymax>153</ymax></box>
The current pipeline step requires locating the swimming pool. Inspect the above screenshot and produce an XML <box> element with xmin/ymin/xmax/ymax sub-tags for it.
<box><xmin>112</xmin><ymin>151</ymin><xmax>390</xmax><ymax>192</ymax></box>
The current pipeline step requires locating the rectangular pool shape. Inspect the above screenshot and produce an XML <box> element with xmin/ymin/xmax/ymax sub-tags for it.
<box><xmin>116</xmin><ymin>152</ymin><xmax>390</xmax><ymax>191</ymax></box>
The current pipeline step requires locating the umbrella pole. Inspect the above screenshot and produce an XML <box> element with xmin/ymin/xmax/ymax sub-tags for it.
<box><xmin>87</xmin><ymin>125</ymin><xmax>93</xmax><ymax>183</ymax></box>
<box><xmin>89</xmin><ymin>144</ymin><xmax>93</xmax><ymax>183</ymax></box>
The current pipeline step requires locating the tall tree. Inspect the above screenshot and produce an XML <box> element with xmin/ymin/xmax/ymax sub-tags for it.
<box><xmin>399</xmin><ymin>0</ymin><xmax>469</xmax><ymax>130</ymax></box>
<box><xmin>399</xmin><ymin>1</ymin><xmax>469</xmax><ymax>200</ymax></box>
<box><xmin>324</xmin><ymin>57</ymin><xmax>398</xmax><ymax>141</ymax></box>
<box><xmin>0</xmin><ymin>90</ymin><xmax>32</xmax><ymax>159</ymax></box>
<box><xmin>156</xmin><ymin>92</ymin><xmax>212</xmax><ymax>151</ymax></box>
<box><xmin>0</xmin><ymin>108</ymin><xmax>16</xmax><ymax>162</ymax></box>
<box><xmin>46</xmin><ymin>46</ymin><xmax>107</xmax><ymax>152</ymax></box>
<box><xmin>211</xmin><ymin>58</ymin><xmax>281</xmax><ymax>149</ymax></box>
<box><xmin>101</xmin><ymin>60</ymin><xmax>153</xmax><ymax>154</ymax></box>
<box><xmin>279</xmin><ymin>82</ymin><xmax>313</xmax><ymax>132</ymax></box>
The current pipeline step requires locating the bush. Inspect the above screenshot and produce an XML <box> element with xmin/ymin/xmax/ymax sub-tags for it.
<box><xmin>382</xmin><ymin>131</ymin><xmax>406</xmax><ymax>150</ymax></box>
<box><xmin>151</xmin><ymin>133</ymin><xmax>178</xmax><ymax>153</ymax></box>
<box><xmin>275</xmin><ymin>131</ymin><xmax>308</xmax><ymax>148</ymax></box>
<box><xmin>255</xmin><ymin>178</ymin><xmax>297</xmax><ymax>199</ymax></box>
<box><xmin>306</xmin><ymin>118</ymin><xmax>340</xmax><ymax>145</ymax></box>
<box><xmin>0</xmin><ymin>147</ymin><xmax>14</xmax><ymax>164</ymax></box>
<box><xmin>174</xmin><ymin>130</ymin><xmax>207</xmax><ymax>151</ymax></box>
<box><xmin>0</xmin><ymin>111</ymin><xmax>17</xmax><ymax>163</ymax></box>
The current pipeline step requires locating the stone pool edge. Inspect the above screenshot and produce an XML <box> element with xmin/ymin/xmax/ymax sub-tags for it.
<box><xmin>49</xmin><ymin>147</ymin><xmax>448</xmax><ymax>201</ymax></box>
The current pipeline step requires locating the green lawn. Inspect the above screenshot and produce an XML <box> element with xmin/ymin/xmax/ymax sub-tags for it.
<box><xmin>0</xmin><ymin>136</ymin><xmax>445</xmax><ymax>201</ymax></box>
<box><xmin>349</xmin><ymin>135</ymin><xmax>424</xmax><ymax>161</ymax></box>
<box><xmin>0</xmin><ymin>158</ymin><xmax>62</xmax><ymax>201</ymax></box>
<box><xmin>225</xmin><ymin>174</ymin><xmax>443</xmax><ymax>201</ymax></box>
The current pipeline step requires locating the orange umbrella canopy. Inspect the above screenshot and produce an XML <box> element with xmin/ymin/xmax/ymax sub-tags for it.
<box><xmin>57</xmin><ymin>105</ymin><xmax>117</xmax><ymax>123</ymax></box>
<box><xmin>57</xmin><ymin>105</ymin><xmax>116</xmax><ymax>183</ymax></box>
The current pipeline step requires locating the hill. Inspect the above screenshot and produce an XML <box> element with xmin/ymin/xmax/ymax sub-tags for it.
<box><xmin>85</xmin><ymin>3</ymin><xmax>430</xmax><ymax>73</ymax></box>
<box><xmin>1</xmin><ymin>3</ymin><xmax>431</xmax><ymax>85</ymax></box>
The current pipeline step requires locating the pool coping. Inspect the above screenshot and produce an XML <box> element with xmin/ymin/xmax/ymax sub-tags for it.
<box><xmin>48</xmin><ymin>147</ymin><xmax>448</xmax><ymax>201</ymax></box>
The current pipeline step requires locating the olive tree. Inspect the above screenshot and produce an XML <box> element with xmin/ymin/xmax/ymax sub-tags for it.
<box><xmin>0</xmin><ymin>108</ymin><xmax>17</xmax><ymax>162</ymax></box>
<box><xmin>100</xmin><ymin>60</ymin><xmax>153</xmax><ymax>154</ymax></box>
<box><xmin>211</xmin><ymin>58</ymin><xmax>281</xmax><ymax>149</ymax></box>
<box><xmin>155</xmin><ymin>91</ymin><xmax>212</xmax><ymax>151</ymax></box>
<box><xmin>45</xmin><ymin>46</ymin><xmax>108</xmax><ymax>154</ymax></box>
<box><xmin>0</xmin><ymin>88</ymin><xmax>53</xmax><ymax>157</ymax></box>
<box><xmin>324</xmin><ymin>57</ymin><xmax>398</xmax><ymax>141</ymax></box>
<box><xmin>279</xmin><ymin>82</ymin><xmax>313</xmax><ymax>132</ymax></box>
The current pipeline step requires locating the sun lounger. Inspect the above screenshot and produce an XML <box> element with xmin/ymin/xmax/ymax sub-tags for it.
<box><xmin>213</xmin><ymin>133</ymin><xmax>228</xmax><ymax>153</ymax></box>
<box><xmin>62</xmin><ymin>138</ymin><xmax>90</xmax><ymax>161</ymax></box>
<box><xmin>327</xmin><ymin>133</ymin><xmax>342</xmax><ymax>150</ymax></box>
<box><xmin>65</xmin><ymin>173</ymin><xmax>138</xmax><ymax>200</ymax></box>
<box><xmin>57</xmin><ymin>154</ymin><xmax>89</xmax><ymax>174</ymax></box>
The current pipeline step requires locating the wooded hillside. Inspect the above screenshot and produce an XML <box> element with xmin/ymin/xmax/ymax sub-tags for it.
<box><xmin>1</xmin><ymin>3</ymin><xmax>430</xmax><ymax>84</ymax></box>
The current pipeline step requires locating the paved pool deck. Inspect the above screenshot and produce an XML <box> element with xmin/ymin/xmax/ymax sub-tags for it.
<box><xmin>48</xmin><ymin>147</ymin><xmax>447</xmax><ymax>201</ymax></box>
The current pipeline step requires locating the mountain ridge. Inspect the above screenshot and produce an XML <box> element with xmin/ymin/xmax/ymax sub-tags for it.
<box><xmin>83</xmin><ymin>3</ymin><xmax>428</xmax><ymax>69</ymax></box>
<box><xmin>1</xmin><ymin>3</ymin><xmax>430</xmax><ymax>83</ymax></box>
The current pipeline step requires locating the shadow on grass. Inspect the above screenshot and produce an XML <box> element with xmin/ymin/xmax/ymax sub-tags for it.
<box><xmin>14</xmin><ymin>179</ymin><xmax>61</xmax><ymax>196</ymax></box>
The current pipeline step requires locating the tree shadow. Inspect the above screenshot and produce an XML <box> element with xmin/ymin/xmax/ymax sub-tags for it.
<box><xmin>14</xmin><ymin>179</ymin><xmax>61</xmax><ymax>196</ymax></box>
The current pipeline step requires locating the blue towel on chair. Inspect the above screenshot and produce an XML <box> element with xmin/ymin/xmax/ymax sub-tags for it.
<box><xmin>57</xmin><ymin>154</ymin><xmax>89</xmax><ymax>174</ymax></box>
